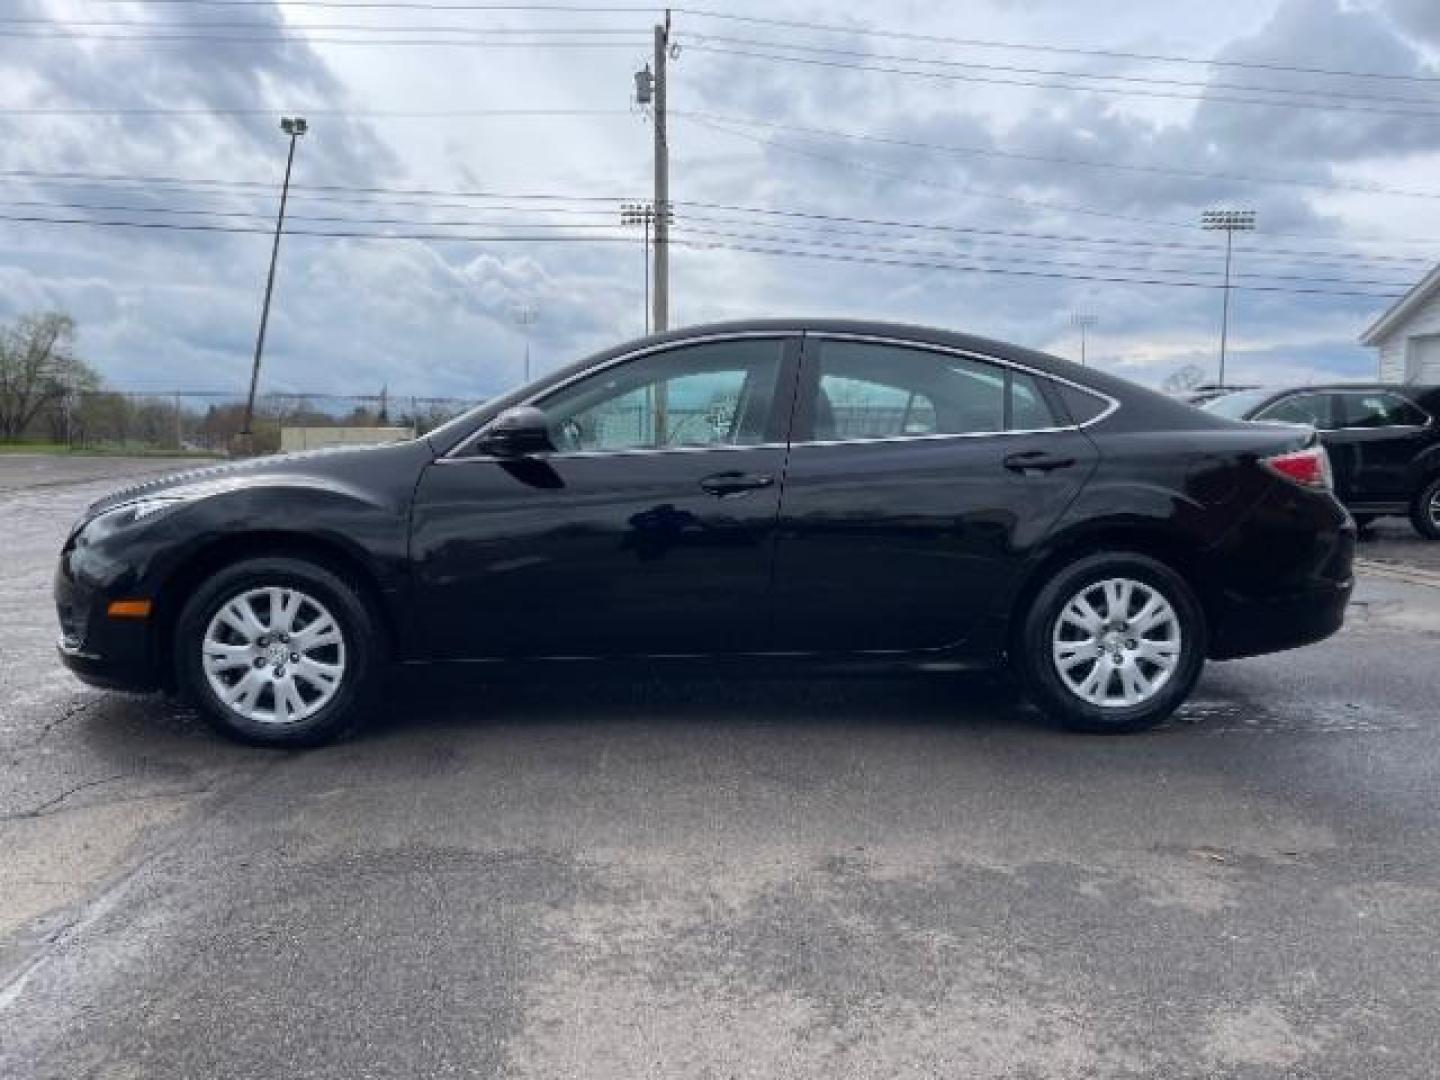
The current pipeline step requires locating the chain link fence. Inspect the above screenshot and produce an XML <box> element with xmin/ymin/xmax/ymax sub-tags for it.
<box><xmin>27</xmin><ymin>391</ymin><xmax>483</xmax><ymax>456</ymax></box>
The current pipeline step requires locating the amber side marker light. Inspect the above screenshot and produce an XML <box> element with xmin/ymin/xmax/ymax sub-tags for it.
<box><xmin>107</xmin><ymin>599</ymin><xmax>153</xmax><ymax>619</ymax></box>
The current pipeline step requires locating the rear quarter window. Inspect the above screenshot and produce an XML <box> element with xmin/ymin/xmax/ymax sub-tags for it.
<box><xmin>1053</xmin><ymin>383</ymin><xmax>1110</xmax><ymax>425</ymax></box>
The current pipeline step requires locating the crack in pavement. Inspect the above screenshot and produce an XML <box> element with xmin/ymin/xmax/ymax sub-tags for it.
<box><xmin>0</xmin><ymin>773</ymin><xmax>130</xmax><ymax>821</ymax></box>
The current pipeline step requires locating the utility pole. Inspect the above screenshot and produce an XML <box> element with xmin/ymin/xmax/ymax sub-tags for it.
<box><xmin>239</xmin><ymin>115</ymin><xmax>307</xmax><ymax>449</ymax></box>
<box><xmin>1070</xmin><ymin>313</ymin><xmax>1097</xmax><ymax>366</ymax></box>
<box><xmin>652</xmin><ymin>10</ymin><xmax>670</xmax><ymax>333</ymax></box>
<box><xmin>1201</xmin><ymin>208</ymin><xmax>1255</xmax><ymax>388</ymax></box>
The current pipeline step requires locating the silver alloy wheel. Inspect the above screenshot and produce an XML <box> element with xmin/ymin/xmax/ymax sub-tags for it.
<box><xmin>202</xmin><ymin>586</ymin><xmax>346</xmax><ymax>725</ymax></box>
<box><xmin>1051</xmin><ymin>577</ymin><xmax>1182</xmax><ymax>709</ymax></box>
<box><xmin>1430</xmin><ymin>488</ymin><xmax>1440</xmax><ymax>527</ymax></box>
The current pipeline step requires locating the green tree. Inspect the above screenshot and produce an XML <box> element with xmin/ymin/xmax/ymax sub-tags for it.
<box><xmin>0</xmin><ymin>312</ymin><xmax>101</xmax><ymax>440</ymax></box>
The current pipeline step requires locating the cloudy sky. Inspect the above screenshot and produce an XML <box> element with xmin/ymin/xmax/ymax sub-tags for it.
<box><xmin>3</xmin><ymin>0</ymin><xmax>1440</xmax><ymax>399</ymax></box>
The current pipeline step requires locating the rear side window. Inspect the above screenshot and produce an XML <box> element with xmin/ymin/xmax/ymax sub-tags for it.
<box><xmin>1257</xmin><ymin>393</ymin><xmax>1334</xmax><ymax>429</ymax></box>
<box><xmin>1338</xmin><ymin>392</ymin><xmax>1428</xmax><ymax>429</ymax></box>
<box><xmin>810</xmin><ymin>341</ymin><xmax>1059</xmax><ymax>440</ymax></box>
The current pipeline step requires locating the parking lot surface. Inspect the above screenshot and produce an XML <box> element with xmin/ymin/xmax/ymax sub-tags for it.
<box><xmin>2</xmin><ymin>454</ymin><xmax>1439</xmax><ymax>1078</ymax></box>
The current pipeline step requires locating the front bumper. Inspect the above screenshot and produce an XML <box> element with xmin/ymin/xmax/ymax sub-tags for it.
<box><xmin>54</xmin><ymin>559</ymin><xmax>161</xmax><ymax>692</ymax></box>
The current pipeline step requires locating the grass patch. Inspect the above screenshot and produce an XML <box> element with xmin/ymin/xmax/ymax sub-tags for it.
<box><xmin>0</xmin><ymin>441</ymin><xmax>221</xmax><ymax>458</ymax></box>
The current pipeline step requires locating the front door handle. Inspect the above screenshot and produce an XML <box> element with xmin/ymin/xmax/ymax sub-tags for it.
<box><xmin>1003</xmin><ymin>451</ymin><xmax>1077</xmax><ymax>475</ymax></box>
<box><xmin>699</xmin><ymin>470</ymin><xmax>775</xmax><ymax>497</ymax></box>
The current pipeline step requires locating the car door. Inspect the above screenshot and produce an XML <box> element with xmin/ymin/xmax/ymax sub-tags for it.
<box><xmin>769</xmin><ymin>335</ymin><xmax>1098</xmax><ymax>654</ymax></box>
<box><xmin>1327</xmin><ymin>390</ymin><xmax>1433</xmax><ymax>506</ymax></box>
<box><xmin>410</xmin><ymin>335</ymin><xmax>800</xmax><ymax>659</ymax></box>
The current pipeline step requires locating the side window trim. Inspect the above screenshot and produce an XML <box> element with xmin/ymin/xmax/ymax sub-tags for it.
<box><xmin>792</xmin><ymin>332</ymin><xmax>1111</xmax><ymax>446</ymax></box>
<box><xmin>445</xmin><ymin>332</ymin><xmax>800</xmax><ymax>460</ymax></box>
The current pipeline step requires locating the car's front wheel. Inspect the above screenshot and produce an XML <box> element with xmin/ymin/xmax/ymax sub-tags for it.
<box><xmin>1015</xmin><ymin>552</ymin><xmax>1206</xmax><ymax>733</ymax></box>
<box><xmin>1410</xmin><ymin>475</ymin><xmax>1440</xmax><ymax>541</ymax></box>
<box><xmin>175</xmin><ymin>556</ymin><xmax>382</xmax><ymax>746</ymax></box>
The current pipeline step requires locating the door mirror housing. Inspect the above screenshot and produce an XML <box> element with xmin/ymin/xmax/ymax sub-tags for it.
<box><xmin>473</xmin><ymin>406</ymin><xmax>554</xmax><ymax>457</ymax></box>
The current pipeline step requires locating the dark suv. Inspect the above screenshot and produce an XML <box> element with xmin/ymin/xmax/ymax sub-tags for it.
<box><xmin>1204</xmin><ymin>384</ymin><xmax>1440</xmax><ymax>539</ymax></box>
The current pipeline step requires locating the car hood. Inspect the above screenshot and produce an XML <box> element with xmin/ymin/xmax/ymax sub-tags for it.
<box><xmin>84</xmin><ymin>440</ymin><xmax>432</xmax><ymax>517</ymax></box>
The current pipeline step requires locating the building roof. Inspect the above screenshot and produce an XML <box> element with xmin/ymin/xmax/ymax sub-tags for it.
<box><xmin>1361</xmin><ymin>262</ymin><xmax>1440</xmax><ymax>346</ymax></box>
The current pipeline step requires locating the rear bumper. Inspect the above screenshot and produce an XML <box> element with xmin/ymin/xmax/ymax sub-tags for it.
<box><xmin>1206</xmin><ymin>489</ymin><xmax>1356</xmax><ymax>660</ymax></box>
<box><xmin>1208</xmin><ymin>576</ymin><xmax>1353</xmax><ymax>660</ymax></box>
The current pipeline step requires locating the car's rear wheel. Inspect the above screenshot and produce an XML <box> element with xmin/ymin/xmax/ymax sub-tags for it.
<box><xmin>175</xmin><ymin>557</ymin><xmax>382</xmax><ymax>746</ymax></box>
<box><xmin>1409</xmin><ymin>475</ymin><xmax>1440</xmax><ymax>541</ymax></box>
<box><xmin>1015</xmin><ymin>552</ymin><xmax>1206</xmax><ymax>733</ymax></box>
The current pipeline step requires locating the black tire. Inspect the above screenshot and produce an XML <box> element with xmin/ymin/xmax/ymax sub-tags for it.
<box><xmin>1409</xmin><ymin>475</ymin><xmax>1440</xmax><ymax>541</ymax></box>
<box><xmin>1013</xmin><ymin>552</ymin><xmax>1207</xmax><ymax>734</ymax></box>
<box><xmin>174</xmin><ymin>556</ymin><xmax>383</xmax><ymax>747</ymax></box>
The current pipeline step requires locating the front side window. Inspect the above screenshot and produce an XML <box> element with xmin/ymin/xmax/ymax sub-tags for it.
<box><xmin>1338</xmin><ymin>392</ymin><xmax>1428</xmax><ymax>429</ymax></box>
<box><xmin>810</xmin><ymin>341</ymin><xmax>1058</xmax><ymax>440</ymax></box>
<box><xmin>1256</xmin><ymin>393</ymin><xmax>1334</xmax><ymax>429</ymax></box>
<box><xmin>540</xmin><ymin>339</ymin><xmax>784</xmax><ymax>452</ymax></box>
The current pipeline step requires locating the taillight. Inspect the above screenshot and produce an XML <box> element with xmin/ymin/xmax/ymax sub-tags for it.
<box><xmin>1262</xmin><ymin>445</ymin><xmax>1333</xmax><ymax>490</ymax></box>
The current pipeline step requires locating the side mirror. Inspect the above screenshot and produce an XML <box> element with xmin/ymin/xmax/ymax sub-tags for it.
<box><xmin>473</xmin><ymin>406</ymin><xmax>555</xmax><ymax>457</ymax></box>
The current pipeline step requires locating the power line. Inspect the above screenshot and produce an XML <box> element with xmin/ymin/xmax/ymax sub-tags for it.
<box><xmin>0</xmin><ymin>208</ymin><xmax>1410</xmax><ymax>297</ymax></box>
<box><xmin>3</xmin><ymin>184</ymin><xmax>1419</xmax><ymax>273</ymax></box>
<box><xmin>679</xmin><ymin>237</ymin><xmax>1406</xmax><ymax>299</ymax></box>
<box><xmin>672</xmin><ymin>7</ymin><xmax>1440</xmax><ymax>87</ymax></box>
<box><xmin>684</xmin><ymin>43</ymin><xmax>1440</xmax><ymax>122</ymax></box>
<box><xmin>0</xmin><ymin>29</ymin><xmax>647</xmax><ymax>46</ymax></box>
<box><xmin>678</xmin><ymin>109</ymin><xmax>1440</xmax><ymax>203</ymax></box>
<box><xmin>675</xmin><ymin>207</ymin><xmax>1430</xmax><ymax>272</ymax></box>
<box><xmin>690</xmin><ymin>113</ymin><xmax>1440</xmax><ymax>247</ymax></box>
<box><xmin>681</xmin><ymin>34</ymin><xmax>1440</xmax><ymax>111</ymax></box>
<box><xmin>0</xmin><ymin>18</ymin><xmax>647</xmax><ymax>32</ymax></box>
<box><xmin>673</xmin><ymin>224</ymin><xmax>1416</xmax><ymax>290</ymax></box>
<box><xmin>88</xmin><ymin>1</ymin><xmax>1440</xmax><ymax>87</ymax></box>
<box><xmin>0</xmin><ymin>197</ymin><xmax>630</xmax><ymax>229</ymax></box>
<box><xmin>90</xmin><ymin>1</ymin><xmax>656</xmax><ymax>10</ymax></box>
<box><xmin>0</xmin><ymin>107</ymin><xmax>636</xmax><ymax>118</ymax></box>
<box><xmin>0</xmin><ymin>212</ymin><xmax>642</xmax><ymax>243</ymax></box>
<box><xmin>3</xmin><ymin>166</ymin><xmax>1434</xmax><ymax>260</ymax></box>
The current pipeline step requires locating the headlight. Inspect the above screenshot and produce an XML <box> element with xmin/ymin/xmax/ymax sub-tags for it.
<box><xmin>75</xmin><ymin>496</ymin><xmax>190</xmax><ymax>542</ymax></box>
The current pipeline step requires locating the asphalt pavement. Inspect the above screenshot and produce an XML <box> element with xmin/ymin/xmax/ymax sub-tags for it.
<box><xmin>2</xmin><ymin>454</ymin><xmax>1439</xmax><ymax>1079</ymax></box>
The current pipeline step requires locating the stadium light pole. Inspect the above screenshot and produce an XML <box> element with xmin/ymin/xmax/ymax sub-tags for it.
<box><xmin>239</xmin><ymin>116</ymin><xmax>307</xmax><ymax>449</ymax></box>
<box><xmin>1070</xmin><ymin>313</ymin><xmax>1097</xmax><ymax>366</ymax></box>
<box><xmin>1201</xmin><ymin>208</ymin><xmax>1256</xmax><ymax>388</ymax></box>
<box><xmin>513</xmin><ymin>304</ymin><xmax>539</xmax><ymax>384</ymax></box>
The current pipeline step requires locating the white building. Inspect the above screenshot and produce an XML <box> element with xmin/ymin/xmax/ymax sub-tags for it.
<box><xmin>1360</xmin><ymin>264</ymin><xmax>1440</xmax><ymax>383</ymax></box>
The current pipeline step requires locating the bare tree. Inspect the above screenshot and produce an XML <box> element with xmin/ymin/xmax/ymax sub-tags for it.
<box><xmin>0</xmin><ymin>312</ymin><xmax>100</xmax><ymax>440</ymax></box>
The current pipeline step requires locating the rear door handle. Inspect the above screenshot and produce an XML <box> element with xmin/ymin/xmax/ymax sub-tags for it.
<box><xmin>1003</xmin><ymin>451</ymin><xmax>1077</xmax><ymax>475</ymax></box>
<box><xmin>699</xmin><ymin>470</ymin><xmax>775</xmax><ymax>497</ymax></box>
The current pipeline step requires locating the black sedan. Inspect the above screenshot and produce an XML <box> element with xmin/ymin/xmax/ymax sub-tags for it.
<box><xmin>56</xmin><ymin>320</ymin><xmax>1355</xmax><ymax>746</ymax></box>
<box><xmin>1203</xmin><ymin>383</ymin><xmax>1440</xmax><ymax>539</ymax></box>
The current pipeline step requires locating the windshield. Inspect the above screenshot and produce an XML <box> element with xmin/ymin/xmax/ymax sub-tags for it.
<box><xmin>1201</xmin><ymin>389</ymin><xmax>1274</xmax><ymax>419</ymax></box>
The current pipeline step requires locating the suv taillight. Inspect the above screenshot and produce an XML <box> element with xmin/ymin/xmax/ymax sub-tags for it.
<box><xmin>1262</xmin><ymin>445</ymin><xmax>1333</xmax><ymax>490</ymax></box>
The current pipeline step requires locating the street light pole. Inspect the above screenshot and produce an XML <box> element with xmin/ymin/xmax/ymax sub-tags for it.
<box><xmin>239</xmin><ymin>116</ymin><xmax>307</xmax><ymax>446</ymax></box>
<box><xmin>1201</xmin><ymin>208</ymin><xmax>1256</xmax><ymax>388</ymax></box>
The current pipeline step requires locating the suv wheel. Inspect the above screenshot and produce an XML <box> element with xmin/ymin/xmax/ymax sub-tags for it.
<box><xmin>175</xmin><ymin>557</ymin><xmax>382</xmax><ymax>746</ymax></box>
<box><xmin>1410</xmin><ymin>475</ymin><xmax>1440</xmax><ymax>541</ymax></box>
<box><xmin>1015</xmin><ymin>552</ymin><xmax>1206</xmax><ymax>733</ymax></box>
